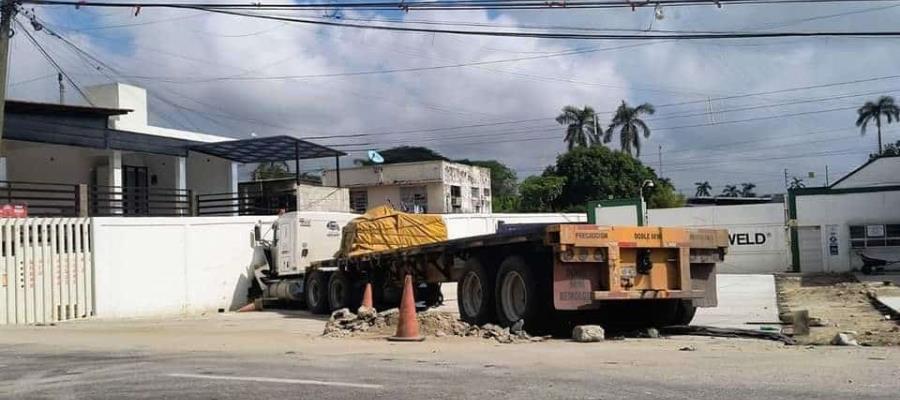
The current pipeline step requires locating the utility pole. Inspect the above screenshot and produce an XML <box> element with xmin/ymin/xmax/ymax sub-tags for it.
<box><xmin>783</xmin><ymin>168</ymin><xmax>789</xmax><ymax>191</ymax></box>
<box><xmin>57</xmin><ymin>73</ymin><xmax>64</xmax><ymax>104</ymax></box>
<box><xmin>825</xmin><ymin>165</ymin><xmax>829</xmax><ymax>186</ymax></box>
<box><xmin>0</xmin><ymin>0</ymin><xmax>15</xmax><ymax>165</ymax></box>
<box><xmin>658</xmin><ymin>144</ymin><xmax>663</xmax><ymax>177</ymax></box>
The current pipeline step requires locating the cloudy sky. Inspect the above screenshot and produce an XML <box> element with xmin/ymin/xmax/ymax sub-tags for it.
<box><xmin>8</xmin><ymin>1</ymin><xmax>900</xmax><ymax>195</ymax></box>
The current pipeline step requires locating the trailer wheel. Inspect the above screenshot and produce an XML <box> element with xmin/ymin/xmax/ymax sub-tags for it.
<box><xmin>457</xmin><ymin>258</ymin><xmax>495</xmax><ymax>325</ymax></box>
<box><xmin>306</xmin><ymin>271</ymin><xmax>330</xmax><ymax>314</ymax></box>
<box><xmin>328</xmin><ymin>271</ymin><xmax>360</xmax><ymax>312</ymax></box>
<box><xmin>494</xmin><ymin>256</ymin><xmax>544</xmax><ymax>330</ymax></box>
<box><xmin>672</xmin><ymin>300</ymin><xmax>697</xmax><ymax>326</ymax></box>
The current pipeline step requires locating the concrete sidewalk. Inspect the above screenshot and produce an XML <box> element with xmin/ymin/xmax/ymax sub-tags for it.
<box><xmin>692</xmin><ymin>274</ymin><xmax>780</xmax><ymax>329</ymax></box>
<box><xmin>856</xmin><ymin>272</ymin><xmax>900</xmax><ymax>315</ymax></box>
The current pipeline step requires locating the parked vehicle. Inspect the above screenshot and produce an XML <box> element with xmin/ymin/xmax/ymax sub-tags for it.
<box><xmin>250</xmin><ymin>211</ymin><xmax>729</xmax><ymax>330</ymax></box>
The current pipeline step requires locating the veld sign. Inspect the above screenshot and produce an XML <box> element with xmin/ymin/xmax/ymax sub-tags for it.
<box><xmin>729</xmin><ymin>232</ymin><xmax>768</xmax><ymax>246</ymax></box>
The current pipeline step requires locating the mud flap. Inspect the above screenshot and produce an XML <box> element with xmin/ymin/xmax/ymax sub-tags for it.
<box><xmin>553</xmin><ymin>263</ymin><xmax>601</xmax><ymax>310</ymax></box>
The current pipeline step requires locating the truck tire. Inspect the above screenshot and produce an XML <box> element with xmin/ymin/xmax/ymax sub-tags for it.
<box><xmin>672</xmin><ymin>300</ymin><xmax>697</xmax><ymax>326</ymax></box>
<box><xmin>494</xmin><ymin>256</ymin><xmax>545</xmax><ymax>330</ymax></box>
<box><xmin>457</xmin><ymin>258</ymin><xmax>495</xmax><ymax>325</ymax></box>
<box><xmin>417</xmin><ymin>283</ymin><xmax>444</xmax><ymax>309</ymax></box>
<box><xmin>306</xmin><ymin>271</ymin><xmax>330</xmax><ymax>314</ymax></box>
<box><xmin>328</xmin><ymin>271</ymin><xmax>360</xmax><ymax>312</ymax></box>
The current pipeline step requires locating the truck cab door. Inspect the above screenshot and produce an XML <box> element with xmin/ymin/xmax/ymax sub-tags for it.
<box><xmin>277</xmin><ymin>221</ymin><xmax>295</xmax><ymax>274</ymax></box>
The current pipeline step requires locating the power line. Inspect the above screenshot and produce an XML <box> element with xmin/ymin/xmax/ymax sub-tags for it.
<box><xmin>22</xmin><ymin>0</ymin><xmax>900</xmax><ymax>11</ymax></box>
<box><xmin>13</xmin><ymin>18</ymin><xmax>93</xmax><ymax>105</ymax></box>
<box><xmin>20</xmin><ymin>1</ymin><xmax>900</xmax><ymax>40</ymax></box>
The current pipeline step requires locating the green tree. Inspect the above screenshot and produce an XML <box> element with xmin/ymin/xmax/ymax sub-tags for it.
<box><xmin>721</xmin><ymin>184</ymin><xmax>740</xmax><ymax>197</ymax></box>
<box><xmin>694</xmin><ymin>181</ymin><xmax>712</xmax><ymax>197</ymax></box>
<box><xmin>455</xmin><ymin>159</ymin><xmax>519</xmax><ymax>212</ymax></box>
<box><xmin>604</xmin><ymin>100</ymin><xmax>655</xmax><ymax>157</ymax></box>
<box><xmin>253</xmin><ymin>161</ymin><xmax>292</xmax><ymax>180</ymax></box>
<box><xmin>518</xmin><ymin>175</ymin><xmax>566</xmax><ymax>212</ymax></box>
<box><xmin>541</xmin><ymin>145</ymin><xmax>683</xmax><ymax>210</ymax></box>
<box><xmin>870</xmin><ymin>140</ymin><xmax>900</xmax><ymax>159</ymax></box>
<box><xmin>740</xmin><ymin>182</ymin><xmax>757</xmax><ymax>197</ymax></box>
<box><xmin>356</xmin><ymin>146</ymin><xmax>447</xmax><ymax>165</ymax></box>
<box><xmin>555</xmin><ymin>105</ymin><xmax>599</xmax><ymax>151</ymax></box>
<box><xmin>856</xmin><ymin>96</ymin><xmax>900</xmax><ymax>154</ymax></box>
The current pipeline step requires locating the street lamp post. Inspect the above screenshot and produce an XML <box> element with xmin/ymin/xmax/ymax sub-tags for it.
<box><xmin>639</xmin><ymin>179</ymin><xmax>654</xmax><ymax>226</ymax></box>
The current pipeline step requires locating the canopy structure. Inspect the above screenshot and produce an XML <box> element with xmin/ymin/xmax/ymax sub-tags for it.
<box><xmin>190</xmin><ymin>135</ymin><xmax>346</xmax><ymax>185</ymax></box>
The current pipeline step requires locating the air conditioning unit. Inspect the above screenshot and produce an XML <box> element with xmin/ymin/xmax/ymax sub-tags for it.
<box><xmin>451</xmin><ymin>197</ymin><xmax>462</xmax><ymax>207</ymax></box>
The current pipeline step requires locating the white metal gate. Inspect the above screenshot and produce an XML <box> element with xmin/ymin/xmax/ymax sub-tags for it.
<box><xmin>798</xmin><ymin>226</ymin><xmax>824</xmax><ymax>273</ymax></box>
<box><xmin>0</xmin><ymin>218</ymin><xmax>93</xmax><ymax>325</ymax></box>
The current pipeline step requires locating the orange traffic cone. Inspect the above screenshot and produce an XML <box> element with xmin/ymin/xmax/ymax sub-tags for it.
<box><xmin>388</xmin><ymin>274</ymin><xmax>424</xmax><ymax>342</ymax></box>
<box><xmin>361</xmin><ymin>282</ymin><xmax>374</xmax><ymax>310</ymax></box>
<box><xmin>237</xmin><ymin>298</ymin><xmax>262</xmax><ymax>312</ymax></box>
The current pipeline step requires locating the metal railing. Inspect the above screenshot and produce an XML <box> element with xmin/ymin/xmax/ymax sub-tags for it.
<box><xmin>89</xmin><ymin>186</ymin><xmax>192</xmax><ymax>217</ymax></box>
<box><xmin>0</xmin><ymin>180</ymin><xmax>295</xmax><ymax>217</ymax></box>
<box><xmin>0</xmin><ymin>181</ymin><xmax>82</xmax><ymax>217</ymax></box>
<box><xmin>196</xmin><ymin>189</ymin><xmax>295</xmax><ymax>216</ymax></box>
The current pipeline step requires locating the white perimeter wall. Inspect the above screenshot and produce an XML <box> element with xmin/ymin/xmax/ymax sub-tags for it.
<box><xmin>650</xmin><ymin>204</ymin><xmax>789</xmax><ymax>274</ymax></box>
<box><xmin>593</xmin><ymin>203</ymin><xmax>789</xmax><ymax>274</ymax></box>
<box><xmin>795</xmin><ymin>190</ymin><xmax>900</xmax><ymax>272</ymax></box>
<box><xmin>92</xmin><ymin>216</ymin><xmax>275</xmax><ymax>318</ymax></box>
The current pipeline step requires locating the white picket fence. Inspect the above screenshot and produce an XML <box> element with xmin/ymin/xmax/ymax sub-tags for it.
<box><xmin>0</xmin><ymin>218</ymin><xmax>93</xmax><ymax>325</ymax></box>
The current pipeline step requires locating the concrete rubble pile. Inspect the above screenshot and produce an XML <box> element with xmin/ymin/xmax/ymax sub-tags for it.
<box><xmin>323</xmin><ymin>307</ymin><xmax>546</xmax><ymax>344</ymax></box>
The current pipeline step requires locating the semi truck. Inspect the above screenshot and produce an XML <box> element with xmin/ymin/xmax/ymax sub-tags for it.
<box><xmin>250</xmin><ymin>211</ymin><xmax>729</xmax><ymax>330</ymax></box>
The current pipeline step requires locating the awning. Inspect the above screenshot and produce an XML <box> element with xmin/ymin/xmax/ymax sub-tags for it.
<box><xmin>5</xmin><ymin>100</ymin><xmax>197</xmax><ymax>157</ymax></box>
<box><xmin>189</xmin><ymin>135</ymin><xmax>345</xmax><ymax>163</ymax></box>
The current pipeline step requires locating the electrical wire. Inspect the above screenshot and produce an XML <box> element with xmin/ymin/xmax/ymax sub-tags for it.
<box><xmin>20</xmin><ymin>1</ymin><xmax>900</xmax><ymax>40</ymax></box>
<box><xmin>14</xmin><ymin>18</ymin><xmax>94</xmax><ymax>105</ymax></box>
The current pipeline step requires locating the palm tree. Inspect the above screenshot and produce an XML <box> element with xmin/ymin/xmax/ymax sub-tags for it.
<box><xmin>789</xmin><ymin>177</ymin><xmax>805</xmax><ymax>190</ymax></box>
<box><xmin>604</xmin><ymin>101</ymin><xmax>655</xmax><ymax>157</ymax></box>
<box><xmin>856</xmin><ymin>96</ymin><xmax>900</xmax><ymax>154</ymax></box>
<box><xmin>555</xmin><ymin>105</ymin><xmax>599</xmax><ymax>150</ymax></box>
<box><xmin>721</xmin><ymin>185</ymin><xmax>740</xmax><ymax>197</ymax></box>
<box><xmin>694</xmin><ymin>181</ymin><xmax>712</xmax><ymax>197</ymax></box>
<box><xmin>740</xmin><ymin>182</ymin><xmax>757</xmax><ymax>198</ymax></box>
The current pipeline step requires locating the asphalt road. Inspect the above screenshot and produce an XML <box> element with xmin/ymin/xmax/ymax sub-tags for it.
<box><xmin>1</xmin><ymin>310</ymin><xmax>897</xmax><ymax>400</ymax></box>
<box><xmin>1</xmin><ymin>341</ymin><xmax>898</xmax><ymax>400</ymax></box>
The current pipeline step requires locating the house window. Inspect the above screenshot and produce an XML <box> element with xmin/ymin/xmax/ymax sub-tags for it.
<box><xmin>850</xmin><ymin>224</ymin><xmax>900</xmax><ymax>248</ymax></box>
<box><xmin>349</xmin><ymin>190</ymin><xmax>368</xmax><ymax>213</ymax></box>
<box><xmin>450</xmin><ymin>185</ymin><xmax>462</xmax><ymax>213</ymax></box>
<box><xmin>400</xmin><ymin>186</ymin><xmax>428</xmax><ymax>213</ymax></box>
<box><xmin>471</xmin><ymin>187</ymin><xmax>481</xmax><ymax>213</ymax></box>
<box><xmin>483</xmin><ymin>188</ymin><xmax>491</xmax><ymax>197</ymax></box>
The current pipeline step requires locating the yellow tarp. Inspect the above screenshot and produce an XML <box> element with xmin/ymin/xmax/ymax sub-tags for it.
<box><xmin>339</xmin><ymin>205</ymin><xmax>448</xmax><ymax>257</ymax></box>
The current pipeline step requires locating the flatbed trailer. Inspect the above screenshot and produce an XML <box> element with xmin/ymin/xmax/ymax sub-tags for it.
<box><xmin>299</xmin><ymin>222</ymin><xmax>729</xmax><ymax>330</ymax></box>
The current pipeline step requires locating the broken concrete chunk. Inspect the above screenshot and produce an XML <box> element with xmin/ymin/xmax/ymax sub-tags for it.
<box><xmin>330</xmin><ymin>308</ymin><xmax>354</xmax><ymax>322</ymax></box>
<box><xmin>356</xmin><ymin>306</ymin><xmax>376</xmax><ymax>320</ymax></box>
<box><xmin>572</xmin><ymin>325</ymin><xmax>605</xmax><ymax>342</ymax></box>
<box><xmin>831</xmin><ymin>332</ymin><xmax>859</xmax><ymax>346</ymax></box>
<box><xmin>510</xmin><ymin>319</ymin><xmax>525</xmax><ymax>334</ymax></box>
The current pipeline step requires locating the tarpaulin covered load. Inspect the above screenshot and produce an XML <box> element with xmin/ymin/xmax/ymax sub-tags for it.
<box><xmin>339</xmin><ymin>205</ymin><xmax>448</xmax><ymax>257</ymax></box>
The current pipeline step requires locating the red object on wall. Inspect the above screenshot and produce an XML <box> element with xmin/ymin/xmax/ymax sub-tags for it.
<box><xmin>0</xmin><ymin>204</ymin><xmax>28</xmax><ymax>218</ymax></box>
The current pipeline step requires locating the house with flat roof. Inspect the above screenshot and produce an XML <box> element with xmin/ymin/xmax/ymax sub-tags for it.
<box><xmin>321</xmin><ymin>160</ymin><xmax>491</xmax><ymax>214</ymax></box>
<box><xmin>0</xmin><ymin>83</ymin><xmax>344</xmax><ymax>216</ymax></box>
<box><xmin>789</xmin><ymin>154</ymin><xmax>900</xmax><ymax>273</ymax></box>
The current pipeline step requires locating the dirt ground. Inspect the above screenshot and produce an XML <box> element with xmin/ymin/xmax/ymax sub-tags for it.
<box><xmin>775</xmin><ymin>274</ymin><xmax>900</xmax><ymax>346</ymax></box>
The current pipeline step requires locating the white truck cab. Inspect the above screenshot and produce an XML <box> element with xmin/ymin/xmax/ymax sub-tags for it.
<box><xmin>251</xmin><ymin>211</ymin><xmax>357</xmax><ymax>302</ymax></box>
